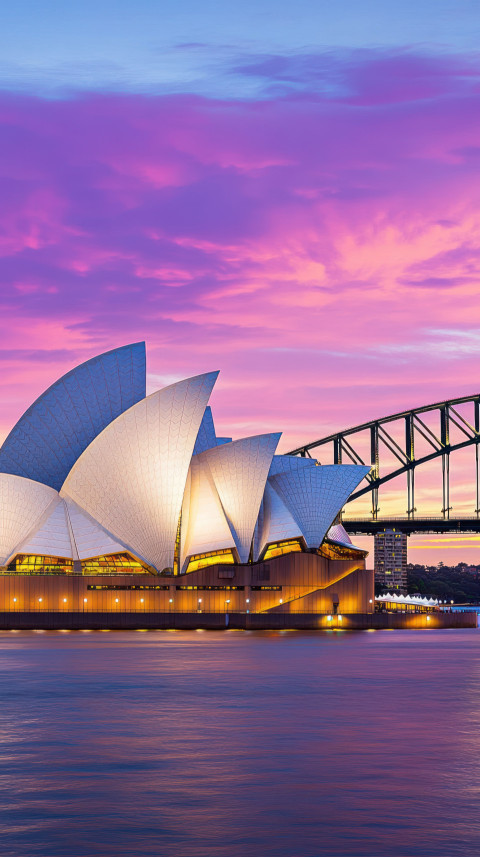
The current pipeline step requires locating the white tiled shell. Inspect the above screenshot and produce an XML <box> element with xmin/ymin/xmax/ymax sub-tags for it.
<box><xmin>19</xmin><ymin>497</ymin><xmax>73</xmax><ymax>559</ymax></box>
<box><xmin>192</xmin><ymin>406</ymin><xmax>218</xmax><ymax>455</ymax></box>
<box><xmin>269</xmin><ymin>464</ymin><xmax>370</xmax><ymax>549</ymax></box>
<box><xmin>268</xmin><ymin>454</ymin><xmax>317</xmax><ymax>476</ymax></box>
<box><xmin>327</xmin><ymin>522</ymin><xmax>353</xmax><ymax>547</ymax></box>
<box><xmin>253</xmin><ymin>481</ymin><xmax>303</xmax><ymax>560</ymax></box>
<box><xmin>64</xmin><ymin>498</ymin><xmax>128</xmax><ymax>560</ymax></box>
<box><xmin>0</xmin><ymin>343</ymin><xmax>146</xmax><ymax>491</ymax></box>
<box><xmin>180</xmin><ymin>454</ymin><xmax>235</xmax><ymax>571</ymax></box>
<box><xmin>200</xmin><ymin>433</ymin><xmax>281</xmax><ymax>563</ymax></box>
<box><xmin>0</xmin><ymin>474</ymin><xmax>59</xmax><ymax>565</ymax></box>
<box><xmin>62</xmin><ymin>372</ymin><xmax>218</xmax><ymax>571</ymax></box>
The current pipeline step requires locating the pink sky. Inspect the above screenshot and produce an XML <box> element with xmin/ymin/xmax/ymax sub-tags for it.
<box><xmin>1</xmin><ymin>50</ymin><xmax>480</xmax><ymax>563</ymax></box>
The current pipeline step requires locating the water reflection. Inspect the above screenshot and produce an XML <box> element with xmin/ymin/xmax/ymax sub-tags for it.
<box><xmin>0</xmin><ymin>629</ymin><xmax>479</xmax><ymax>856</ymax></box>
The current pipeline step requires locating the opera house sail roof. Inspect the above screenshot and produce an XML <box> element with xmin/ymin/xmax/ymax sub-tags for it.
<box><xmin>0</xmin><ymin>343</ymin><xmax>369</xmax><ymax>575</ymax></box>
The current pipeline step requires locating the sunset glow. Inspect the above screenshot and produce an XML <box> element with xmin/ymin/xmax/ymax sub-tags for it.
<box><xmin>1</xmin><ymin>4</ymin><xmax>480</xmax><ymax>563</ymax></box>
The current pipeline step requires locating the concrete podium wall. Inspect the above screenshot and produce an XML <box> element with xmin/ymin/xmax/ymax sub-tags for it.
<box><xmin>0</xmin><ymin>550</ymin><xmax>374</xmax><ymax>618</ymax></box>
<box><xmin>0</xmin><ymin>611</ymin><xmax>475</xmax><ymax>631</ymax></box>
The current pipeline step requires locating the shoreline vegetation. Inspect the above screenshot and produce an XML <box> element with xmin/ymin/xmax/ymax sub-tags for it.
<box><xmin>376</xmin><ymin>563</ymin><xmax>480</xmax><ymax>604</ymax></box>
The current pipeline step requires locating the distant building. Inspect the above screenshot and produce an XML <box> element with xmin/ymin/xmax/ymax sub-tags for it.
<box><xmin>374</xmin><ymin>528</ymin><xmax>408</xmax><ymax>592</ymax></box>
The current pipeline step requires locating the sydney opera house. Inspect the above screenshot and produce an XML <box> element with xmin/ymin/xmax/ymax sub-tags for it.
<box><xmin>0</xmin><ymin>342</ymin><xmax>375</xmax><ymax>629</ymax></box>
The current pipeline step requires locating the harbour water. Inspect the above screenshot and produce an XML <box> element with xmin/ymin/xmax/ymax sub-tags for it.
<box><xmin>1</xmin><ymin>628</ymin><xmax>479</xmax><ymax>857</ymax></box>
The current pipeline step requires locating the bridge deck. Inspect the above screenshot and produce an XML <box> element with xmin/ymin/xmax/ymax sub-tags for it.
<box><xmin>342</xmin><ymin>517</ymin><xmax>480</xmax><ymax>535</ymax></box>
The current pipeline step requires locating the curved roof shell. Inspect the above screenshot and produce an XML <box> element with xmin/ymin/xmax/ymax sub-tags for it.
<box><xmin>0</xmin><ymin>474</ymin><xmax>59</xmax><ymax>565</ymax></box>
<box><xmin>269</xmin><ymin>463</ymin><xmax>370</xmax><ymax>549</ymax></box>
<box><xmin>254</xmin><ymin>480</ymin><xmax>303</xmax><ymax>560</ymax></box>
<box><xmin>63</xmin><ymin>498</ymin><xmax>128</xmax><ymax>560</ymax></box>
<box><xmin>19</xmin><ymin>496</ymin><xmax>74</xmax><ymax>559</ymax></box>
<box><xmin>62</xmin><ymin>372</ymin><xmax>218</xmax><ymax>572</ymax></box>
<box><xmin>17</xmin><ymin>495</ymin><xmax>128</xmax><ymax>561</ymax></box>
<box><xmin>180</xmin><ymin>454</ymin><xmax>235</xmax><ymax>571</ymax></box>
<box><xmin>0</xmin><ymin>342</ymin><xmax>146</xmax><ymax>491</ymax></box>
<box><xmin>198</xmin><ymin>433</ymin><xmax>281</xmax><ymax>563</ymax></box>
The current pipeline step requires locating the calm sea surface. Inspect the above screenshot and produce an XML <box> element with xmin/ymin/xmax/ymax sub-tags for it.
<box><xmin>1</xmin><ymin>628</ymin><xmax>480</xmax><ymax>857</ymax></box>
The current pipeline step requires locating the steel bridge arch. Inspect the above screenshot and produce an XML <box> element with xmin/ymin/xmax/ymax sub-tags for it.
<box><xmin>287</xmin><ymin>394</ymin><xmax>480</xmax><ymax>520</ymax></box>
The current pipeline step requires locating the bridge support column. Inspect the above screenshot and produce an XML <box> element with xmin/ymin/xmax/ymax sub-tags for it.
<box><xmin>442</xmin><ymin>453</ymin><xmax>451</xmax><ymax>519</ymax></box>
<box><xmin>476</xmin><ymin>443</ymin><xmax>480</xmax><ymax>519</ymax></box>
<box><xmin>370</xmin><ymin>424</ymin><xmax>379</xmax><ymax>519</ymax></box>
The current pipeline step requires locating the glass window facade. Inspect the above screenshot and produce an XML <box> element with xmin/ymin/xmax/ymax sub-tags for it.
<box><xmin>186</xmin><ymin>549</ymin><xmax>235</xmax><ymax>573</ymax></box>
<box><xmin>6</xmin><ymin>552</ymin><xmax>148</xmax><ymax>575</ymax></box>
<box><xmin>263</xmin><ymin>539</ymin><xmax>303</xmax><ymax>560</ymax></box>
<box><xmin>87</xmin><ymin>584</ymin><xmax>170</xmax><ymax>591</ymax></box>
<box><xmin>176</xmin><ymin>584</ymin><xmax>244</xmax><ymax>591</ymax></box>
<box><xmin>319</xmin><ymin>541</ymin><xmax>365</xmax><ymax>561</ymax></box>
<box><xmin>8</xmin><ymin>555</ymin><xmax>74</xmax><ymax>575</ymax></box>
<box><xmin>81</xmin><ymin>554</ymin><xmax>148</xmax><ymax>575</ymax></box>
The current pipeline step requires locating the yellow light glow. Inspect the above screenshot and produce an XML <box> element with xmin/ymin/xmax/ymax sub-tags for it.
<box><xmin>140</xmin><ymin>598</ymin><xmax>144</xmax><ymax>603</ymax></box>
<box><xmin>263</xmin><ymin>539</ymin><xmax>303</xmax><ymax>561</ymax></box>
<box><xmin>83</xmin><ymin>598</ymin><xmax>87</xmax><ymax>603</ymax></box>
<box><xmin>38</xmin><ymin>598</ymin><xmax>42</xmax><ymax>602</ymax></box>
<box><xmin>81</xmin><ymin>552</ymin><xmax>147</xmax><ymax>575</ymax></box>
<box><xmin>115</xmin><ymin>598</ymin><xmax>119</xmax><ymax>603</ymax></box>
<box><xmin>13</xmin><ymin>554</ymin><xmax>74</xmax><ymax>575</ymax></box>
<box><xmin>186</xmin><ymin>548</ymin><xmax>235</xmax><ymax>572</ymax></box>
<box><xmin>13</xmin><ymin>598</ymin><xmax>17</xmax><ymax>603</ymax></box>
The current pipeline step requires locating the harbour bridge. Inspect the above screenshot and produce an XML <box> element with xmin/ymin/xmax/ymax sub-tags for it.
<box><xmin>288</xmin><ymin>394</ymin><xmax>480</xmax><ymax>539</ymax></box>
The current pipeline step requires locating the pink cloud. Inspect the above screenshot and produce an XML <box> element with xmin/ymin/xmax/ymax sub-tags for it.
<box><xmin>0</xmin><ymin>50</ymin><xmax>480</xmax><ymax>560</ymax></box>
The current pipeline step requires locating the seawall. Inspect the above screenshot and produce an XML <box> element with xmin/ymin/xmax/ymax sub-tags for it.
<box><xmin>0</xmin><ymin>611</ymin><xmax>476</xmax><ymax>631</ymax></box>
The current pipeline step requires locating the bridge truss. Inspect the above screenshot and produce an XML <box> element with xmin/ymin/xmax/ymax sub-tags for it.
<box><xmin>288</xmin><ymin>394</ymin><xmax>480</xmax><ymax>522</ymax></box>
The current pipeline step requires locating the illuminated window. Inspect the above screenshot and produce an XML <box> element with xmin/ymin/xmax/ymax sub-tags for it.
<box><xmin>173</xmin><ymin>515</ymin><xmax>182</xmax><ymax>575</ymax></box>
<box><xmin>87</xmin><ymin>584</ymin><xmax>170</xmax><ymax>591</ymax></box>
<box><xmin>9</xmin><ymin>555</ymin><xmax>74</xmax><ymax>575</ymax></box>
<box><xmin>263</xmin><ymin>539</ymin><xmax>303</xmax><ymax>560</ymax></box>
<box><xmin>319</xmin><ymin>542</ymin><xmax>366</xmax><ymax>560</ymax></box>
<box><xmin>176</xmin><ymin>584</ymin><xmax>245</xmax><ymax>591</ymax></box>
<box><xmin>186</xmin><ymin>549</ymin><xmax>235</xmax><ymax>573</ymax></box>
<box><xmin>81</xmin><ymin>553</ymin><xmax>148</xmax><ymax>575</ymax></box>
